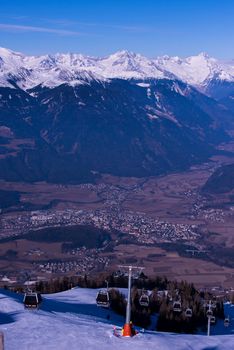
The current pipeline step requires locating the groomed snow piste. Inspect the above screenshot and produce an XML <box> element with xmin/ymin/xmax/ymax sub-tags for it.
<box><xmin>0</xmin><ymin>288</ymin><xmax>233</xmax><ymax>350</ymax></box>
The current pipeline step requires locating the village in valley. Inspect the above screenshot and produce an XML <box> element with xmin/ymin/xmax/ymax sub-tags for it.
<box><xmin>0</xmin><ymin>160</ymin><xmax>234</xmax><ymax>290</ymax></box>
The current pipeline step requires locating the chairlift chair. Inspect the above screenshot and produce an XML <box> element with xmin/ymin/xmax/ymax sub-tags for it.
<box><xmin>185</xmin><ymin>308</ymin><xmax>193</xmax><ymax>318</ymax></box>
<box><xmin>133</xmin><ymin>272</ymin><xmax>140</xmax><ymax>280</ymax></box>
<box><xmin>113</xmin><ymin>270</ymin><xmax>123</xmax><ymax>278</ymax></box>
<box><xmin>139</xmin><ymin>293</ymin><xmax>149</xmax><ymax>307</ymax></box>
<box><xmin>210</xmin><ymin>315</ymin><xmax>216</xmax><ymax>324</ymax></box>
<box><xmin>23</xmin><ymin>292</ymin><xmax>42</xmax><ymax>309</ymax></box>
<box><xmin>173</xmin><ymin>301</ymin><xmax>182</xmax><ymax>313</ymax></box>
<box><xmin>206</xmin><ymin>309</ymin><xmax>213</xmax><ymax>318</ymax></box>
<box><xmin>224</xmin><ymin>317</ymin><xmax>230</xmax><ymax>327</ymax></box>
<box><xmin>96</xmin><ymin>290</ymin><xmax>110</xmax><ymax>308</ymax></box>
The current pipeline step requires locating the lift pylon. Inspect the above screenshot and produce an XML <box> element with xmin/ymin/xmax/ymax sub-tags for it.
<box><xmin>118</xmin><ymin>265</ymin><xmax>144</xmax><ymax>337</ymax></box>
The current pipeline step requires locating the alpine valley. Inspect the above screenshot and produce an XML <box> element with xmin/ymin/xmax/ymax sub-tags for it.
<box><xmin>0</xmin><ymin>47</ymin><xmax>234</xmax><ymax>287</ymax></box>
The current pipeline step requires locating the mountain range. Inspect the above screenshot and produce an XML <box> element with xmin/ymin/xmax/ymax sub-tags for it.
<box><xmin>1</xmin><ymin>48</ymin><xmax>234</xmax><ymax>95</ymax></box>
<box><xmin>0</xmin><ymin>47</ymin><xmax>234</xmax><ymax>184</ymax></box>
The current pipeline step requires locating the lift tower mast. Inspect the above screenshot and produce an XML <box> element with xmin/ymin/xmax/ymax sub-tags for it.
<box><xmin>119</xmin><ymin>265</ymin><xmax>144</xmax><ymax>337</ymax></box>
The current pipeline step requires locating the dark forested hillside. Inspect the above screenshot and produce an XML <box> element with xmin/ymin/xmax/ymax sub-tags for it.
<box><xmin>0</xmin><ymin>78</ymin><xmax>231</xmax><ymax>183</ymax></box>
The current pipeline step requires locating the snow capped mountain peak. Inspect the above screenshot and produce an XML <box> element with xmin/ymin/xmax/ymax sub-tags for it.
<box><xmin>0</xmin><ymin>46</ymin><xmax>24</xmax><ymax>58</ymax></box>
<box><xmin>108</xmin><ymin>49</ymin><xmax>137</xmax><ymax>58</ymax></box>
<box><xmin>0</xmin><ymin>47</ymin><xmax>25</xmax><ymax>68</ymax></box>
<box><xmin>99</xmin><ymin>50</ymin><xmax>171</xmax><ymax>80</ymax></box>
<box><xmin>185</xmin><ymin>52</ymin><xmax>217</xmax><ymax>68</ymax></box>
<box><xmin>101</xmin><ymin>51</ymin><xmax>142</xmax><ymax>75</ymax></box>
<box><xmin>155</xmin><ymin>52</ymin><xmax>234</xmax><ymax>86</ymax></box>
<box><xmin>197</xmin><ymin>51</ymin><xmax>211</xmax><ymax>59</ymax></box>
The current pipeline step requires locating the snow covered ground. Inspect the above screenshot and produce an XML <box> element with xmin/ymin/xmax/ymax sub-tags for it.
<box><xmin>0</xmin><ymin>287</ymin><xmax>233</xmax><ymax>350</ymax></box>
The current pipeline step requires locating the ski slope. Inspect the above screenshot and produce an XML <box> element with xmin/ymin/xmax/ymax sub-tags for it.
<box><xmin>0</xmin><ymin>288</ymin><xmax>233</xmax><ymax>350</ymax></box>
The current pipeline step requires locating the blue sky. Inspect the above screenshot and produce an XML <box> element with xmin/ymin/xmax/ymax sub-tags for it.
<box><xmin>0</xmin><ymin>0</ymin><xmax>233</xmax><ymax>58</ymax></box>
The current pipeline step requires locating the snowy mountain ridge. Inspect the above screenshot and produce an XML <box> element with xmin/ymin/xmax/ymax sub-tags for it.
<box><xmin>155</xmin><ymin>52</ymin><xmax>234</xmax><ymax>86</ymax></box>
<box><xmin>1</xmin><ymin>47</ymin><xmax>234</xmax><ymax>90</ymax></box>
